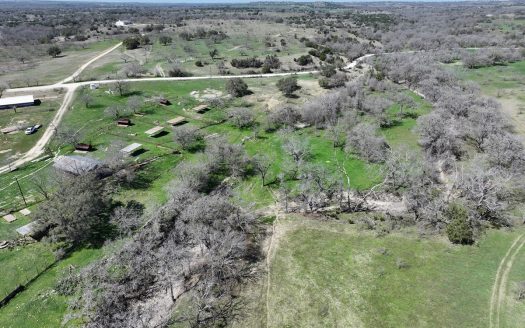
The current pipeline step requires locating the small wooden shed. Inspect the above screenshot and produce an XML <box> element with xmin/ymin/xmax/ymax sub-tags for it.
<box><xmin>159</xmin><ymin>98</ymin><xmax>171</xmax><ymax>106</ymax></box>
<box><xmin>117</xmin><ymin>118</ymin><xmax>131</xmax><ymax>127</ymax></box>
<box><xmin>75</xmin><ymin>143</ymin><xmax>93</xmax><ymax>152</ymax></box>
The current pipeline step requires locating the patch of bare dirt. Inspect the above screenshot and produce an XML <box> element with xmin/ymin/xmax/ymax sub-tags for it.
<box><xmin>190</xmin><ymin>88</ymin><xmax>225</xmax><ymax>102</ymax></box>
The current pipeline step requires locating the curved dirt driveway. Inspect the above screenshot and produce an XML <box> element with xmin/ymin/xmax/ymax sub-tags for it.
<box><xmin>57</xmin><ymin>42</ymin><xmax>122</xmax><ymax>84</ymax></box>
<box><xmin>489</xmin><ymin>234</ymin><xmax>525</xmax><ymax>328</ymax></box>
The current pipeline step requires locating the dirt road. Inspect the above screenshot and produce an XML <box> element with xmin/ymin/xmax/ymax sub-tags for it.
<box><xmin>57</xmin><ymin>42</ymin><xmax>122</xmax><ymax>84</ymax></box>
<box><xmin>489</xmin><ymin>234</ymin><xmax>525</xmax><ymax>328</ymax></box>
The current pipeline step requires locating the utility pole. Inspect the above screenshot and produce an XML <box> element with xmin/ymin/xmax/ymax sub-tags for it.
<box><xmin>15</xmin><ymin>177</ymin><xmax>27</xmax><ymax>207</ymax></box>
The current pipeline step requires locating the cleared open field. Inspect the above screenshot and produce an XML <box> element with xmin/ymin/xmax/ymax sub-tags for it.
<box><xmin>80</xmin><ymin>20</ymin><xmax>318</xmax><ymax>81</ymax></box>
<box><xmin>0</xmin><ymin>39</ymin><xmax>120</xmax><ymax>87</ymax></box>
<box><xmin>0</xmin><ymin>248</ymin><xmax>102</xmax><ymax>328</ymax></box>
<box><xmin>259</xmin><ymin>216</ymin><xmax>525</xmax><ymax>328</ymax></box>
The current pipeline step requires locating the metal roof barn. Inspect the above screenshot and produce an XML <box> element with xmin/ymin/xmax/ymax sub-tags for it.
<box><xmin>53</xmin><ymin>155</ymin><xmax>102</xmax><ymax>175</ymax></box>
<box><xmin>0</xmin><ymin>95</ymin><xmax>35</xmax><ymax>110</ymax></box>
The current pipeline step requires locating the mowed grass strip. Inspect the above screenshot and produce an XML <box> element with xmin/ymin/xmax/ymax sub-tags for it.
<box><xmin>0</xmin><ymin>243</ymin><xmax>54</xmax><ymax>300</ymax></box>
<box><xmin>267</xmin><ymin>217</ymin><xmax>525</xmax><ymax>328</ymax></box>
<box><xmin>501</xmin><ymin>236</ymin><xmax>525</xmax><ymax>328</ymax></box>
<box><xmin>0</xmin><ymin>248</ymin><xmax>102</xmax><ymax>328</ymax></box>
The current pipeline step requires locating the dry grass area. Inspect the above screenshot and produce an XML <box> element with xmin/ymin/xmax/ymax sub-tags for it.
<box><xmin>80</xmin><ymin>20</ymin><xmax>320</xmax><ymax>81</ymax></box>
<box><xmin>237</xmin><ymin>215</ymin><xmax>525</xmax><ymax>328</ymax></box>
<box><xmin>0</xmin><ymin>39</ymin><xmax>119</xmax><ymax>87</ymax></box>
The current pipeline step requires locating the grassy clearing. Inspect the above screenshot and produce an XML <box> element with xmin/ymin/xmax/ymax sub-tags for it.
<box><xmin>0</xmin><ymin>159</ymin><xmax>53</xmax><ymax>214</ymax></box>
<box><xmin>382</xmin><ymin>91</ymin><xmax>431</xmax><ymax>150</ymax></box>
<box><xmin>0</xmin><ymin>243</ymin><xmax>54</xmax><ymax>300</ymax></box>
<box><xmin>502</xmin><ymin>239</ymin><xmax>525</xmax><ymax>328</ymax></box>
<box><xmin>263</xmin><ymin>216</ymin><xmax>525</xmax><ymax>328</ymax></box>
<box><xmin>0</xmin><ymin>248</ymin><xmax>102</xmax><ymax>328</ymax></box>
<box><xmin>452</xmin><ymin>61</ymin><xmax>525</xmax><ymax>94</ymax></box>
<box><xmin>0</xmin><ymin>214</ymin><xmax>31</xmax><ymax>240</ymax></box>
<box><xmin>0</xmin><ymin>39</ymin><xmax>120</xmax><ymax>87</ymax></box>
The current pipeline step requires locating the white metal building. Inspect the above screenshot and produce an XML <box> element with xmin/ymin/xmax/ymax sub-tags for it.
<box><xmin>0</xmin><ymin>95</ymin><xmax>35</xmax><ymax>110</ymax></box>
<box><xmin>115</xmin><ymin>20</ymin><xmax>132</xmax><ymax>27</ymax></box>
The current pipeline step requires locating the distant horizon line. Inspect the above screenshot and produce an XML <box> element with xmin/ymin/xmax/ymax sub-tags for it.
<box><xmin>0</xmin><ymin>0</ymin><xmax>499</xmax><ymax>3</ymax></box>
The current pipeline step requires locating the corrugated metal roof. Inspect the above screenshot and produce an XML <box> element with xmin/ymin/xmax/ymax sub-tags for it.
<box><xmin>0</xmin><ymin>95</ymin><xmax>34</xmax><ymax>107</ymax></box>
<box><xmin>121</xmin><ymin>143</ymin><xmax>142</xmax><ymax>154</ymax></box>
<box><xmin>53</xmin><ymin>155</ymin><xmax>102</xmax><ymax>175</ymax></box>
<box><xmin>145</xmin><ymin>126</ymin><xmax>164</xmax><ymax>136</ymax></box>
<box><xmin>16</xmin><ymin>221</ymin><xmax>38</xmax><ymax>236</ymax></box>
<box><xmin>167</xmin><ymin>116</ymin><xmax>187</xmax><ymax>125</ymax></box>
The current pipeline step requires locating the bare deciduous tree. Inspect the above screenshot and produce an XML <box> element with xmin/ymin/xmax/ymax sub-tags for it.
<box><xmin>346</xmin><ymin>123</ymin><xmax>389</xmax><ymax>163</ymax></box>
<box><xmin>227</xmin><ymin>107</ymin><xmax>255</xmax><ymax>128</ymax></box>
<box><xmin>173</xmin><ymin>125</ymin><xmax>203</xmax><ymax>150</ymax></box>
<box><xmin>253</xmin><ymin>154</ymin><xmax>272</xmax><ymax>186</ymax></box>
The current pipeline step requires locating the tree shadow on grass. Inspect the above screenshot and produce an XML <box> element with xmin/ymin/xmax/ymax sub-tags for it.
<box><xmin>124</xmin><ymin>91</ymin><xmax>143</xmax><ymax>97</ymax></box>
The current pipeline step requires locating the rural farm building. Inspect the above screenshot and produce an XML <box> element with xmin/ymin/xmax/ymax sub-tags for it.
<box><xmin>121</xmin><ymin>143</ymin><xmax>143</xmax><ymax>156</ymax></box>
<box><xmin>117</xmin><ymin>118</ymin><xmax>131</xmax><ymax>126</ymax></box>
<box><xmin>167</xmin><ymin>116</ymin><xmax>187</xmax><ymax>126</ymax></box>
<box><xmin>115</xmin><ymin>20</ymin><xmax>132</xmax><ymax>27</ymax></box>
<box><xmin>0</xmin><ymin>95</ymin><xmax>35</xmax><ymax>110</ymax></box>
<box><xmin>193</xmin><ymin>104</ymin><xmax>209</xmax><ymax>113</ymax></box>
<box><xmin>145</xmin><ymin>126</ymin><xmax>164</xmax><ymax>137</ymax></box>
<box><xmin>16</xmin><ymin>221</ymin><xmax>38</xmax><ymax>236</ymax></box>
<box><xmin>53</xmin><ymin>155</ymin><xmax>102</xmax><ymax>175</ymax></box>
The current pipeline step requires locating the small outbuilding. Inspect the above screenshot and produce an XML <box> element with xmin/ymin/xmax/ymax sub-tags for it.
<box><xmin>115</xmin><ymin>20</ymin><xmax>132</xmax><ymax>27</ymax></box>
<box><xmin>159</xmin><ymin>98</ymin><xmax>171</xmax><ymax>106</ymax></box>
<box><xmin>75</xmin><ymin>143</ymin><xmax>93</xmax><ymax>152</ymax></box>
<box><xmin>53</xmin><ymin>155</ymin><xmax>102</xmax><ymax>175</ymax></box>
<box><xmin>90</xmin><ymin>83</ymin><xmax>100</xmax><ymax>90</ymax></box>
<box><xmin>19</xmin><ymin>208</ymin><xmax>31</xmax><ymax>216</ymax></box>
<box><xmin>121</xmin><ymin>143</ymin><xmax>143</xmax><ymax>156</ymax></box>
<box><xmin>193</xmin><ymin>104</ymin><xmax>209</xmax><ymax>113</ymax></box>
<box><xmin>3</xmin><ymin>214</ymin><xmax>16</xmax><ymax>223</ymax></box>
<box><xmin>16</xmin><ymin>221</ymin><xmax>38</xmax><ymax>236</ymax></box>
<box><xmin>167</xmin><ymin>116</ymin><xmax>187</xmax><ymax>126</ymax></box>
<box><xmin>117</xmin><ymin>118</ymin><xmax>131</xmax><ymax>127</ymax></box>
<box><xmin>0</xmin><ymin>95</ymin><xmax>35</xmax><ymax>110</ymax></box>
<box><xmin>145</xmin><ymin>126</ymin><xmax>164</xmax><ymax>137</ymax></box>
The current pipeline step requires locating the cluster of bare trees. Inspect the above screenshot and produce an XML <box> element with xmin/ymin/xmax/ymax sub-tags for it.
<box><xmin>376</xmin><ymin>5</ymin><xmax>525</xmax><ymax>52</ymax></box>
<box><xmin>374</xmin><ymin>52</ymin><xmax>525</xmax><ymax>239</ymax></box>
<box><xmin>35</xmin><ymin>137</ymin><xmax>260</xmax><ymax>327</ymax></box>
<box><xmin>62</xmin><ymin>187</ymin><xmax>258</xmax><ymax>328</ymax></box>
<box><xmin>461</xmin><ymin>48</ymin><xmax>523</xmax><ymax>68</ymax></box>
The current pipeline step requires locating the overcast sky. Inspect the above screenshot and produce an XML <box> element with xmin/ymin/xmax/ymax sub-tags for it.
<box><xmin>27</xmin><ymin>0</ymin><xmax>457</xmax><ymax>3</ymax></box>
